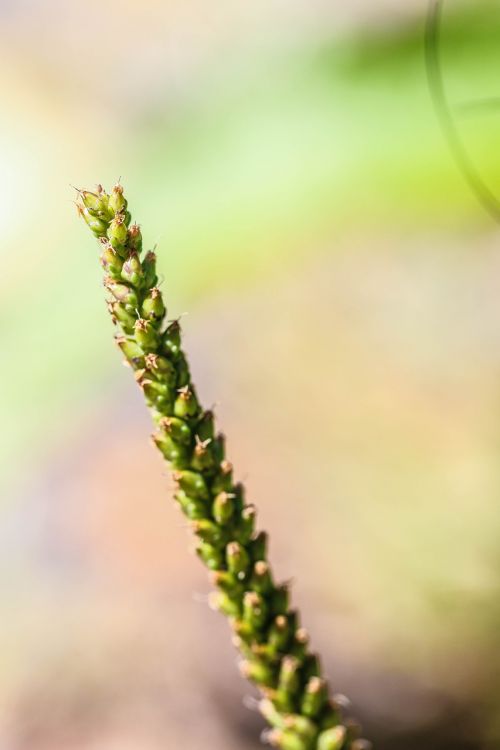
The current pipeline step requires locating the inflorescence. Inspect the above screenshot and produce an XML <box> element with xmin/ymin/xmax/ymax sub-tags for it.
<box><xmin>76</xmin><ymin>183</ymin><xmax>371</xmax><ymax>750</ymax></box>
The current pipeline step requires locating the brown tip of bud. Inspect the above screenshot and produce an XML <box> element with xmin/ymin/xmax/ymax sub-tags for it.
<box><xmin>244</xmin><ymin>591</ymin><xmax>260</xmax><ymax>607</ymax></box>
<box><xmin>129</xmin><ymin>222</ymin><xmax>141</xmax><ymax>236</ymax></box>
<box><xmin>112</xmin><ymin>183</ymin><xmax>124</xmax><ymax>195</ymax></box>
<box><xmin>282</xmin><ymin>655</ymin><xmax>299</xmax><ymax>672</ymax></box>
<box><xmin>242</xmin><ymin>505</ymin><xmax>256</xmax><ymax>520</ymax></box>
<box><xmin>238</xmin><ymin>660</ymin><xmax>251</xmax><ymax>678</ymax></box>
<box><xmin>145</xmin><ymin>353</ymin><xmax>159</xmax><ymax>369</ymax></box>
<box><xmin>308</xmin><ymin>676</ymin><xmax>325</xmax><ymax>694</ymax></box>
<box><xmin>145</xmin><ymin>250</ymin><xmax>156</xmax><ymax>262</ymax></box>
<box><xmin>150</xmin><ymin>287</ymin><xmax>161</xmax><ymax>299</ymax></box>
<box><xmin>135</xmin><ymin>318</ymin><xmax>148</xmax><ymax>331</ymax></box>
<box><xmin>296</xmin><ymin>627</ymin><xmax>309</xmax><ymax>644</ymax></box>
<box><xmin>275</xmin><ymin>615</ymin><xmax>287</xmax><ymax>629</ymax></box>
<box><xmin>173</xmin><ymin>471</ymin><xmax>182</xmax><ymax>483</ymax></box>
<box><xmin>159</xmin><ymin>416</ymin><xmax>172</xmax><ymax>431</ymax></box>
<box><xmin>226</xmin><ymin>541</ymin><xmax>240</xmax><ymax>556</ymax></box>
<box><xmin>220</xmin><ymin>459</ymin><xmax>233</xmax><ymax>475</ymax></box>
<box><xmin>254</xmin><ymin>560</ymin><xmax>269</xmax><ymax>576</ymax></box>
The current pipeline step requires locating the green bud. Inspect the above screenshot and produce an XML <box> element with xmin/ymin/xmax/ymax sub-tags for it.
<box><xmin>107</xmin><ymin>213</ymin><xmax>128</xmax><ymax>250</ymax></box>
<box><xmin>239</xmin><ymin>658</ymin><xmax>275</xmax><ymax>688</ymax></box>
<box><xmin>174</xmin><ymin>385</ymin><xmax>200</xmax><ymax>419</ymax></box>
<box><xmin>152</xmin><ymin>432</ymin><xmax>189</xmax><ymax>469</ymax></box>
<box><xmin>115</xmin><ymin>336</ymin><xmax>144</xmax><ymax>368</ymax></box>
<box><xmin>143</xmin><ymin>353</ymin><xmax>176</xmax><ymax>387</ymax></box>
<box><xmin>209</xmin><ymin>591</ymin><xmax>242</xmax><ymax>618</ymax></box>
<box><xmin>142</xmin><ymin>250</ymin><xmax>158</xmax><ymax>288</ymax></box>
<box><xmin>284</xmin><ymin>715</ymin><xmax>318</xmax><ymax>744</ymax></box>
<box><xmin>121</xmin><ymin>252</ymin><xmax>144</xmax><ymax>287</ymax></box>
<box><xmin>138</xmin><ymin>373</ymin><xmax>172</xmax><ymax>411</ymax></box>
<box><xmin>211</xmin><ymin>570</ymin><xmax>242</xmax><ymax>595</ymax></box>
<box><xmin>127</xmin><ymin>223</ymin><xmax>142</xmax><ymax>253</ymax></box>
<box><xmin>159</xmin><ymin>416</ymin><xmax>192</xmax><ymax>445</ymax></box>
<box><xmin>196</xmin><ymin>541</ymin><xmax>224</xmax><ymax>570</ymax></box>
<box><xmin>316</xmin><ymin>726</ymin><xmax>346</xmax><ymax>750</ymax></box>
<box><xmin>226</xmin><ymin>541</ymin><xmax>250</xmax><ymax>579</ymax></box>
<box><xmin>271</xmin><ymin>584</ymin><xmax>290</xmax><ymax>616</ymax></box>
<box><xmin>175</xmin><ymin>353</ymin><xmax>191</xmax><ymax>387</ymax></box>
<box><xmin>211</xmin><ymin>459</ymin><xmax>233</xmax><ymax>494</ymax></box>
<box><xmin>176</xmin><ymin>490</ymin><xmax>209</xmax><ymax>520</ymax></box>
<box><xmin>319</xmin><ymin>703</ymin><xmax>341</xmax><ymax>732</ymax></box>
<box><xmin>100</xmin><ymin>244</ymin><xmax>123</xmax><ymax>279</ymax></box>
<box><xmin>174</xmin><ymin>470</ymin><xmax>209</xmax><ymax>500</ymax></box>
<box><xmin>105</xmin><ymin>280</ymin><xmax>138</xmax><ymax>311</ymax></box>
<box><xmin>290</xmin><ymin>628</ymin><xmax>309</xmax><ymax>661</ymax></box>
<box><xmin>79</xmin><ymin>204</ymin><xmax>108</xmax><ymax>237</ymax></box>
<box><xmin>142</xmin><ymin>287</ymin><xmax>166</xmax><ymax>321</ymax></box>
<box><xmin>191</xmin><ymin>436</ymin><xmax>216</xmax><ymax>473</ymax></box>
<box><xmin>232</xmin><ymin>617</ymin><xmax>255</xmax><ymax>644</ymax></box>
<box><xmin>191</xmin><ymin>519</ymin><xmax>226</xmax><ymax>546</ymax></box>
<box><xmin>234</xmin><ymin>503</ymin><xmax>256</xmax><ymax>545</ymax></box>
<box><xmin>80</xmin><ymin>189</ymin><xmax>103</xmax><ymax>215</ymax></box>
<box><xmin>243</xmin><ymin>591</ymin><xmax>268</xmax><ymax>629</ymax></box>
<box><xmin>110</xmin><ymin>301</ymin><xmax>136</xmax><ymax>334</ymax></box>
<box><xmin>278</xmin><ymin>655</ymin><xmax>301</xmax><ymax>695</ymax></box>
<box><xmin>249</xmin><ymin>530</ymin><xmax>267</xmax><ymax>562</ymax></box>
<box><xmin>163</xmin><ymin>320</ymin><xmax>181</xmax><ymax>359</ymax></box>
<box><xmin>301</xmin><ymin>677</ymin><xmax>328</xmax><ymax>719</ymax></box>
<box><xmin>108</xmin><ymin>183</ymin><xmax>127</xmax><ymax>214</ymax></box>
<box><xmin>134</xmin><ymin>318</ymin><xmax>159</xmax><ymax>351</ymax></box>
<box><xmin>259</xmin><ymin>698</ymin><xmax>286</xmax><ymax>730</ymax></box>
<box><xmin>302</xmin><ymin>654</ymin><xmax>321</xmax><ymax>683</ymax></box>
<box><xmin>213</xmin><ymin>491</ymin><xmax>236</xmax><ymax>525</ymax></box>
<box><xmin>251</xmin><ymin>560</ymin><xmax>273</xmax><ymax>595</ymax></box>
<box><xmin>196</xmin><ymin>410</ymin><xmax>215</xmax><ymax>441</ymax></box>
<box><xmin>268</xmin><ymin>615</ymin><xmax>292</xmax><ymax>653</ymax></box>
<box><xmin>267</xmin><ymin>730</ymin><xmax>310</xmax><ymax>750</ymax></box>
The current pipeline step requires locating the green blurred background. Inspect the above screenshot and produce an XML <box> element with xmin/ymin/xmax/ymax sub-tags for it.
<box><xmin>2</xmin><ymin>0</ymin><xmax>500</xmax><ymax>747</ymax></box>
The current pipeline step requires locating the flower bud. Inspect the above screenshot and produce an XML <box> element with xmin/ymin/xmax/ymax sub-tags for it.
<box><xmin>142</xmin><ymin>250</ymin><xmax>158</xmax><ymax>288</ymax></box>
<box><xmin>191</xmin><ymin>519</ymin><xmax>226</xmax><ymax>546</ymax></box>
<box><xmin>226</xmin><ymin>541</ymin><xmax>250</xmax><ymax>579</ymax></box>
<box><xmin>159</xmin><ymin>416</ymin><xmax>192</xmax><ymax>445</ymax></box>
<box><xmin>175</xmin><ymin>353</ymin><xmax>190</xmax><ymax>387</ymax></box>
<box><xmin>317</xmin><ymin>726</ymin><xmax>346</xmax><ymax>750</ymax></box>
<box><xmin>107</xmin><ymin>213</ymin><xmax>128</xmax><ymax>249</ymax></box>
<box><xmin>174</xmin><ymin>385</ymin><xmax>200</xmax><ymax>418</ymax></box>
<box><xmin>116</xmin><ymin>336</ymin><xmax>144</xmax><ymax>367</ymax></box>
<box><xmin>268</xmin><ymin>729</ymin><xmax>311</xmax><ymax>750</ymax></box>
<box><xmin>110</xmin><ymin>302</ymin><xmax>136</xmax><ymax>334</ymax></box>
<box><xmin>236</xmin><ymin>503</ymin><xmax>256</xmax><ymax>545</ymax></box>
<box><xmin>243</xmin><ymin>591</ymin><xmax>268</xmax><ymax>630</ymax></box>
<box><xmin>271</xmin><ymin>584</ymin><xmax>289</xmax><ymax>616</ymax></box>
<box><xmin>209</xmin><ymin>591</ymin><xmax>242</xmax><ymax>618</ymax></box>
<box><xmin>134</xmin><ymin>318</ymin><xmax>159</xmax><ymax>351</ymax></box>
<box><xmin>144</xmin><ymin>353</ymin><xmax>177</xmax><ymax>387</ymax></box>
<box><xmin>196</xmin><ymin>541</ymin><xmax>224</xmax><ymax>570</ymax></box>
<box><xmin>163</xmin><ymin>320</ymin><xmax>181</xmax><ymax>359</ymax></box>
<box><xmin>141</xmin><ymin>287</ymin><xmax>166</xmax><ymax>321</ymax></box>
<box><xmin>105</xmin><ymin>280</ymin><xmax>138</xmax><ymax>311</ymax></box>
<box><xmin>268</xmin><ymin>615</ymin><xmax>292</xmax><ymax>653</ymax></box>
<box><xmin>249</xmin><ymin>530</ymin><xmax>267</xmax><ymax>562</ymax></box>
<box><xmin>283</xmin><ymin>715</ymin><xmax>317</xmax><ymax>744</ymax></box>
<box><xmin>176</xmin><ymin>490</ymin><xmax>209</xmax><ymax>520</ymax></box>
<box><xmin>100</xmin><ymin>245</ymin><xmax>123</xmax><ymax>279</ymax></box>
<box><xmin>174</xmin><ymin>470</ymin><xmax>209</xmax><ymax>500</ymax></box>
<box><xmin>108</xmin><ymin>183</ymin><xmax>127</xmax><ymax>214</ymax></box>
<box><xmin>121</xmin><ymin>252</ymin><xmax>143</xmax><ymax>287</ymax></box>
<box><xmin>213</xmin><ymin>491</ymin><xmax>236</xmax><ymax>525</ymax></box>
<box><xmin>211</xmin><ymin>460</ymin><xmax>233</xmax><ymax>494</ymax></box>
<box><xmin>79</xmin><ymin>204</ymin><xmax>108</xmax><ymax>237</ymax></box>
<box><xmin>250</xmin><ymin>560</ymin><xmax>273</xmax><ymax>595</ymax></box>
<box><xmin>239</xmin><ymin>659</ymin><xmax>274</xmax><ymax>688</ymax></box>
<box><xmin>152</xmin><ymin>432</ymin><xmax>189</xmax><ymax>469</ymax></box>
<box><xmin>259</xmin><ymin>699</ymin><xmax>286</xmax><ymax>730</ymax></box>
<box><xmin>127</xmin><ymin>223</ymin><xmax>142</xmax><ymax>253</ymax></box>
<box><xmin>301</xmin><ymin>677</ymin><xmax>328</xmax><ymax>719</ymax></box>
<box><xmin>278</xmin><ymin>656</ymin><xmax>301</xmax><ymax>695</ymax></box>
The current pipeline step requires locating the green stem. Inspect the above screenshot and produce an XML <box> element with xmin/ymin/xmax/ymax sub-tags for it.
<box><xmin>76</xmin><ymin>183</ymin><xmax>371</xmax><ymax>750</ymax></box>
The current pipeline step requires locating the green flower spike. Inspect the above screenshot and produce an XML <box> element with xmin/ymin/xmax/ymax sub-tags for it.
<box><xmin>76</xmin><ymin>183</ymin><xmax>372</xmax><ymax>750</ymax></box>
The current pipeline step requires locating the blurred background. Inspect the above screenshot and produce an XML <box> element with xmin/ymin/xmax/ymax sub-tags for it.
<box><xmin>2</xmin><ymin>0</ymin><xmax>500</xmax><ymax>747</ymax></box>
